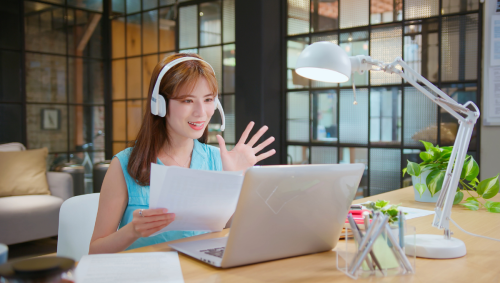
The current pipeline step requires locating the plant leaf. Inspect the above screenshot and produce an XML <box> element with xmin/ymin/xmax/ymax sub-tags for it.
<box><xmin>406</xmin><ymin>160</ymin><xmax>421</xmax><ymax>177</ymax></box>
<box><xmin>485</xmin><ymin>201</ymin><xmax>500</xmax><ymax>213</ymax></box>
<box><xmin>440</xmin><ymin>146</ymin><xmax>453</xmax><ymax>152</ymax></box>
<box><xmin>420</xmin><ymin>152</ymin><xmax>432</xmax><ymax>162</ymax></box>
<box><xmin>375</xmin><ymin>200</ymin><xmax>389</xmax><ymax>208</ymax></box>
<box><xmin>414</xmin><ymin>183</ymin><xmax>425</xmax><ymax>197</ymax></box>
<box><xmin>469</xmin><ymin>178</ymin><xmax>479</xmax><ymax>187</ymax></box>
<box><xmin>420</xmin><ymin>140</ymin><xmax>434</xmax><ymax>151</ymax></box>
<box><xmin>459</xmin><ymin>199</ymin><xmax>479</xmax><ymax>211</ymax></box>
<box><xmin>453</xmin><ymin>191</ymin><xmax>464</xmax><ymax>204</ymax></box>
<box><xmin>430</xmin><ymin>148</ymin><xmax>441</xmax><ymax>161</ymax></box>
<box><xmin>460</xmin><ymin>156</ymin><xmax>479</xmax><ymax>181</ymax></box>
<box><xmin>426</xmin><ymin>170</ymin><xmax>445</xmax><ymax>197</ymax></box>
<box><xmin>402</xmin><ymin>168</ymin><xmax>407</xmax><ymax>177</ymax></box>
<box><xmin>477</xmin><ymin>174</ymin><xmax>500</xmax><ymax>199</ymax></box>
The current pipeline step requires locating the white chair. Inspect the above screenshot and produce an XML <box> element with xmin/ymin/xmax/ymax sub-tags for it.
<box><xmin>57</xmin><ymin>193</ymin><xmax>100</xmax><ymax>261</ymax></box>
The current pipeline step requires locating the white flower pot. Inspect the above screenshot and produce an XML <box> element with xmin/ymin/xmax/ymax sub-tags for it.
<box><xmin>411</xmin><ymin>170</ymin><xmax>441</xmax><ymax>202</ymax></box>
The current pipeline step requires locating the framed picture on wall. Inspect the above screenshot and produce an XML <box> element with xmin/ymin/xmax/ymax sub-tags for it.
<box><xmin>41</xmin><ymin>109</ymin><xmax>61</xmax><ymax>130</ymax></box>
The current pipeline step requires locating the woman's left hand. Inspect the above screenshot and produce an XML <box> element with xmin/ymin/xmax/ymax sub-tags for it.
<box><xmin>217</xmin><ymin>121</ymin><xmax>276</xmax><ymax>172</ymax></box>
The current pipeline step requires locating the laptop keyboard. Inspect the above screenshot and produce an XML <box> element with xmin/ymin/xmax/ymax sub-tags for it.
<box><xmin>200</xmin><ymin>247</ymin><xmax>225</xmax><ymax>258</ymax></box>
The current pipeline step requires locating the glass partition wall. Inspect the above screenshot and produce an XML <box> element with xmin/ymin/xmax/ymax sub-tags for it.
<box><xmin>111</xmin><ymin>0</ymin><xmax>236</xmax><ymax>155</ymax></box>
<box><xmin>285</xmin><ymin>0</ymin><xmax>481</xmax><ymax>198</ymax></box>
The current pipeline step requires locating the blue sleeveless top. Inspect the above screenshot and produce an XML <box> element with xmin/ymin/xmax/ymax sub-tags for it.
<box><xmin>114</xmin><ymin>139</ymin><xmax>223</xmax><ymax>250</ymax></box>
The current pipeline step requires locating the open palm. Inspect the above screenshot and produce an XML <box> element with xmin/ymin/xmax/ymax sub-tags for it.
<box><xmin>216</xmin><ymin>122</ymin><xmax>276</xmax><ymax>172</ymax></box>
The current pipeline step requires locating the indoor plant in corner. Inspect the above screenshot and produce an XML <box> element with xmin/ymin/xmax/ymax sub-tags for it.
<box><xmin>402</xmin><ymin>140</ymin><xmax>500</xmax><ymax>213</ymax></box>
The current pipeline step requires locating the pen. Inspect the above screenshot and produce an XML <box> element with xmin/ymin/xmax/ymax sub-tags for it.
<box><xmin>398</xmin><ymin>210</ymin><xmax>404</xmax><ymax>249</ymax></box>
<box><xmin>351</xmin><ymin>213</ymin><xmax>384</xmax><ymax>274</ymax></box>
<box><xmin>347</xmin><ymin>214</ymin><xmax>375</xmax><ymax>272</ymax></box>
<box><xmin>363</xmin><ymin>211</ymin><xmax>370</xmax><ymax>230</ymax></box>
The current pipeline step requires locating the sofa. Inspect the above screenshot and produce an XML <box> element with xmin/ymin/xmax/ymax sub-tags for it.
<box><xmin>0</xmin><ymin>143</ymin><xmax>73</xmax><ymax>245</ymax></box>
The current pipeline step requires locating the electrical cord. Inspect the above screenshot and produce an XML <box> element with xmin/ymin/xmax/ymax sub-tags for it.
<box><xmin>449</xmin><ymin>217</ymin><xmax>500</xmax><ymax>242</ymax></box>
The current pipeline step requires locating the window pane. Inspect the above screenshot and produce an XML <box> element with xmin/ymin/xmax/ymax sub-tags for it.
<box><xmin>404</xmin><ymin>0</ymin><xmax>439</xmax><ymax>20</ymax></box>
<box><xmin>126</xmin><ymin>0</ymin><xmax>141</xmax><ymax>14</ymax></box>
<box><xmin>222</xmin><ymin>94</ymin><xmax>235</xmax><ymax>144</ymax></box>
<box><xmin>402</xmin><ymin>149</ymin><xmax>423</xmax><ymax>188</ymax></box>
<box><xmin>27</xmin><ymin>104</ymin><xmax>68</xmax><ymax>152</ymax></box>
<box><xmin>127</xmin><ymin>57</ymin><xmax>141</xmax><ymax>99</ymax></box>
<box><xmin>126</xmin><ymin>14</ymin><xmax>141</xmax><ymax>57</ymax></box>
<box><xmin>0</xmin><ymin>0</ymin><xmax>21</xmax><ymax>50</ymax></box>
<box><xmin>287</xmin><ymin>37</ymin><xmax>310</xmax><ymax>89</ymax></box>
<box><xmin>69</xmin><ymin>58</ymin><xmax>104</xmax><ymax>104</ymax></box>
<box><xmin>404</xmin><ymin>20</ymin><xmax>439</xmax><ymax>82</ymax></box>
<box><xmin>339</xmin><ymin>0</ymin><xmax>368</xmax><ymax>29</ymax></box>
<box><xmin>69</xmin><ymin>106</ymin><xmax>105</xmax><ymax>151</ymax></box>
<box><xmin>24</xmin><ymin>1</ymin><xmax>66</xmax><ymax>54</ymax></box>
<box><xmin>127</xmin><ymin>100</ymin><xmax>142</xmax><ymax>141</ymax></box>
<box><xmin>311</xmin><ymin>33</ymin><xmax>338</xmax><ymax>88</ymax></box>
<box><xmin>223</xmin><ymin>44</ymin><xmax>235</xmax><ymax>93</ymax></box>
<box><xmin>112</xmin><ymin>17</ymin><xmax>126</xmax><ymax>59</ymax></box>
<box><xmin>112</xmin><ymin>59</ymin><xmax>125</xmax><ymax>100</ymax></box>
<box><xmin>370</xmin><ymin>148</ymin><xmax>401</xmax><ymax>196</ymax></box>
<box><xmin>26</xmin><ymin>53</ymin><xmax>67</xmax><ymax>103</ymax></box>
<box><xmin>143</xmin><ymin>54</ymin><xmax>158</xmax><ymax>98</ymax></box>
<box><xmin>371</xmin><ymin>0</ymin><xmax>402</xmax><ymax>25</ymax></box>
<box><xmin>403</xmin><ymin>86</ymin><xmax>438</xmax><ymax>146</ymax></box>
<box><xmin>159</xmin><ymin>7</ymin><xmax>176</xmax><ymax>52</ymax></box>
<box><xmin>312</xmin><ymin>90</ymin><xmax>337</xmax><ymax>142</ymax></box>
<box><xmin>143</xmin><ymin>0</ymin><xmax>158</xmax><ymax>10</ymax></box>
<box><xmin>200</xmin><ymin>2</ymin><xmax>221</xmax><ymax>46</ymax></box>
<box><xmin>143</xmin><ymin>10</ymin><xmax>158</xmax><ymax>54</ymax></box>
<box><xmin>442</xmin><ymin>0</ymin><xmax>478</xmax><ymax>14</ymax></box>
<box><xmin>441</xmin><ymin>14</ymin><xmax>478</xmax><ymax>82</ymax></box>
<box><xmin>370</xmin><ymin>87</ymin><xmax>401</xmax><ymax>145</ymax></box>
<box><xmin>311</xmin><ymin>146</ymin><xmax>337</xmax><ymax>164</ymax></box>
<box><xmin>287</xmin><ymin>145</ymin><xmax>309</xmax><ymax>164</ymax></box>
<box><xmin>339</xmin><ymin>147</ymin><xmax>368</xmax><ymax>198</ymax></box>
<box><xmin>339</xmin><ymin>31</ymin><xmax>369</xmax><ymax>87</ymax></box>
<box><xmin>223</xmin><ymin>0</ymin><xmax>235</xmax><ymax>43</ymax></box>
<box><xmin>200</xmin><ymin>46</ymin><xmax>222</xmax><ymax>90</ymax></box>
<box><xmin>68</xmin><ymin>0</ymin><xmax>103</xmax><ymax>12</ymax></box>
<box><xmin>311</xmin><ymin>0</ymin><xmax>338</xmax><ymax>32</ymax></box>
<box><xmin>112</xmin><ymin>0</ymin><xmax>125</xmax><ymax>15</ymax></box>
<box><xmin>339</xmin><ymin>89</ymin><xmax>368</xmax><ymax>144</ymax></box>
<box><xmin>179</xmin><ymin>5</ymin><xmax>198</xmax><ymax>49</ymax></box>
<box><xmin>0</xmin><ymin>104</ymin><xmax>23</xmax><ymax>144</ymax></box>
<box><xmin>287</xmin><ymin>91</ymin><xmax>309</xmax><ymax>142</ymax></box>
<box><xmin>440</xmin><ymin>84</ymin><xmax>478</xmax><ymax>149</ymax></box>
<box><xmin>370</xmin><ymin>26</ymin><xmax>402</xmax><ymax>86</ymax></box>
<box><xmin>0</xmin><ymin>50</ymin><xmax>21</xmax><ymax>102</ymax></box>
<box><xmin>113</xmin><ymin>101</ymin><xmax>126</xmax><ymax>141</ymax></box>
<box><xmin>288</xmin><ymin>0</ymin><xmax>309</xmax><ymax>35</ymax></box>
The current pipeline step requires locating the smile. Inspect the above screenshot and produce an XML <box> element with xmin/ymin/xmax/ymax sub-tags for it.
<box><xmin>188</xmin><ymin>121</ymin><xmax>205</xmax><ymax>130</ymax></box>
<box><xmin>188</xmin><ymin>121</ymin><xmax>203</xmax><ymax>127</ymax></box>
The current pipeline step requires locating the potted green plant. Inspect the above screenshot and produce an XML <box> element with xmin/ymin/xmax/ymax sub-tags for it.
<box><xmin>402</xmin><ymin>140</ymin><xmax>500</xmax><ymax>213</ymax></box>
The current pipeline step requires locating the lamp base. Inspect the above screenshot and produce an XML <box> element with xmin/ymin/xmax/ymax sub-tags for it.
<box><xmin>404</xmin><ymin>234</ymin><xmax>466</xmax><ymax>259</ymax></box>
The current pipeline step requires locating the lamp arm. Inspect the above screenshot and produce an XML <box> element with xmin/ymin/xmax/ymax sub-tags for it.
<box><xmin>353</xmin><ymin>56</ymin><xmax>480</xmax><ymax>234</ymax></box>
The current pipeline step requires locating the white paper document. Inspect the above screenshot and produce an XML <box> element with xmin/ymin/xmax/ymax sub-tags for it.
<box><xmin>75</xmin><ymin>252</ymin><xmax>184</xmax><ymax>283</ymax></box>
<box><xmin>149</xmin><ymin>164</ymin><xmax>243</xmax><ymax>234</ymax></box>
<box><xmin>398</xmin><ymin>207</ymin><xmax>435</xmax><ymax>220</ymax></box>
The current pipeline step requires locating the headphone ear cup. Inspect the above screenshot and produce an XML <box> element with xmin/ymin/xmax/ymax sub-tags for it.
<box><xmin>158</xmin><ymin>95</ymin><xmax>167</xmax><ymax>117</ymax></box>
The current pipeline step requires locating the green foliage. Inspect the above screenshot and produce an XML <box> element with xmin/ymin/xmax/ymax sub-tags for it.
<box><xmin>401</xmin><ymin>140</ymin><xmax>500</xmax><ymax>213</ymax></box>
<box><xmin>364</xmin><ymin>200</ymin><xmax>406</xmax><ymax>224</ymax></box>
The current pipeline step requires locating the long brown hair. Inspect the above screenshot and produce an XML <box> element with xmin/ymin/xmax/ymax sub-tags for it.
<box><xmin>127</xmin><ymin>53</ymin><xmax>218</xmax><ymax>186</ymax></box>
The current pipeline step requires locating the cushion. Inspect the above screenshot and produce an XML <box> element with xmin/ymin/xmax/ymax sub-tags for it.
<box><xmin>0</xmin><ymin>148</ymin><xmax>50</xmax><ymax>197</ymax></box>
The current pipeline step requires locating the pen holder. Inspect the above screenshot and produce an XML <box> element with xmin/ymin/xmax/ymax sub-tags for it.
<box><xmin>336</xmin><ymin>224</ymin><xmax>416</xmax><ymax>279</ymax></box>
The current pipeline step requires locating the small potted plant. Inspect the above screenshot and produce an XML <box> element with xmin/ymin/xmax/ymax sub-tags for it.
<box><xmin>402</xmin><ymin>140</ymin><xmax>500</xmax><ymax>213</ymax></box>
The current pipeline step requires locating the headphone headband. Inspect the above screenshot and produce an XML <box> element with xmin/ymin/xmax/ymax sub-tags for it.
<box><xmin>151</xmin><ymin>56</ymin><xmax>225</xmax><ymax>131</ymax></box>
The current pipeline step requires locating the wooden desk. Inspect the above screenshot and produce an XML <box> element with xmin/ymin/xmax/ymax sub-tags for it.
<box><xmin>124</xmin><ymin>187</ymin><xmax>500</xmax><ymax>282</ymax></box>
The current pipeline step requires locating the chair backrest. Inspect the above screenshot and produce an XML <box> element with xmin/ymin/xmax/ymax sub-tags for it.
<box><xmin>0</xmin><ymin>142</ymin><xmax>26</xmax><ymax>152</ymax></box>
<box><xmin>57</xmin><ymin>193</ymin><xmax>100</xmax><ymax>261</ymax></box>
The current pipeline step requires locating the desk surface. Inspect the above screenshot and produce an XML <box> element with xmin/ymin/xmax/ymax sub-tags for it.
<box><xmin>124</xmin><ymin>187</ymin><xmax>500</xmax><ymax>282</ymax></box>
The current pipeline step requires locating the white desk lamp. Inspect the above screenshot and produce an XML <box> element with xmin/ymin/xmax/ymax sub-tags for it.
<box><xmin>295</xmin><ymin>42</ymin><xmax>480</xmax><ymax>259</ymax></box>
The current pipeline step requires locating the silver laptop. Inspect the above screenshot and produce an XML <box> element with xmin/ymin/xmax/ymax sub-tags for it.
<box><xmin>169</xmin><ymin>164</ymin><xmax>365</xmax><ymax>268</ymax></box>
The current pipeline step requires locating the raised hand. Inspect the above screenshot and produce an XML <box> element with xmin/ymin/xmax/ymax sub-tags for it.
<box><xmin>216</xmin><ymin>121</ymin><xmax>276</xmax><ymax>172</ymax></box>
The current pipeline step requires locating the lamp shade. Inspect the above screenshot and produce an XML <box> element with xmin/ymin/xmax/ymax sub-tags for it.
<box><xmin>295</xmin><ymin>42</ymin><xmax>351</xmax><ymax>83</ymax></box>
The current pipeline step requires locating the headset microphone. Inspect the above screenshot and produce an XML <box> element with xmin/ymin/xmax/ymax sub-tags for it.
<box><xmin>151</xmin><ymin>57</ymin><xmax>225</xmax><ymax>131</ymax></box>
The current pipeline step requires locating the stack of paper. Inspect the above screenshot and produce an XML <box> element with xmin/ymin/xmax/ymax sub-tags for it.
<box><xmin>149</xmin><ymin>164</ymin><xmax>244</xmax><ymax>234</ymax></box>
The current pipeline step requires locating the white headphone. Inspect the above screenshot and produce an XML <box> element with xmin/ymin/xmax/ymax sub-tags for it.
<box><xmin>150</xmin><ymin>57</ymin><xmax>225</xmax><ymax>131</ymax></box>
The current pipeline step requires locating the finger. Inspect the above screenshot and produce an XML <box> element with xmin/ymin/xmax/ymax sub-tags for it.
<box><xmin>143</xmin><ymin>220</ymin><xmax>175</xmax><ymax>237</ymax></box>
<box><xmin>136</xmin><ymin>216</ymin><xmax>175</xmax><ymax>232</ymax></box>
<box><xmin>247</xmin><ymin>126</ymin><xmax>269</xmax><ymax>148</ymax></box>
<box><xmin>216</xmin><ymin>135</ymin><xmax>228</xmax><ymax>154</ymax></box>
<box><xmin>142</xmin><ymin>213</ymin><xmax>175</xmax><ymax>224</ymax></box>
<box><xmin>253</xmin><ymin>136</ymin><xmax>275</xmax><ymax>154</ymax></box>
<box><xmin>256</xmin><ymin>149</ymin><xmax>276</xmax><ymax>162</ymax></box>
<box><xmin>237</xmin><ymin>121</ymin><xmax>255</xmax><ymax>145</ymax></box>
<box><xmin>134</xmin><ymin>208</ymin><xmax>168</xmax><ymax>218</ymax></box>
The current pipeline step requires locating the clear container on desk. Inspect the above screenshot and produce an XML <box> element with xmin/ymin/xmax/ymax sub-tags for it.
<box><xmin>336</xmin><ymin>224</ymin><xmax>416</xmax><ymax>280</ymax></box>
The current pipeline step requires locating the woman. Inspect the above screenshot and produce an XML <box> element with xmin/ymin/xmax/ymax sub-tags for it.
<box><xmin>89</xmin><ymin>53</ymin><xmax>275</xmax><ymax>253</ymax></box>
